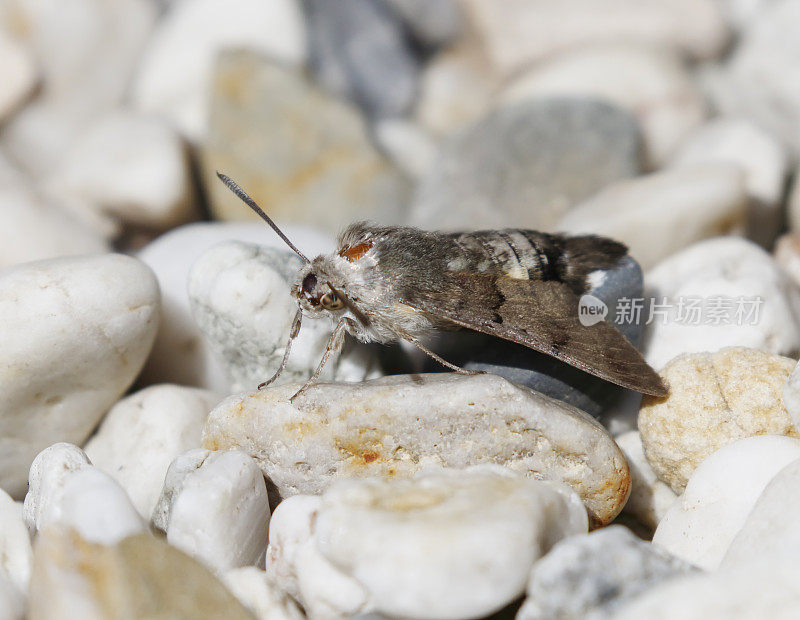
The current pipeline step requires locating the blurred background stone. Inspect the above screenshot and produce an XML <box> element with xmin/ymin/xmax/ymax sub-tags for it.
<box><xmin>202</xmin><ymin>49</ymin><xmax>411</xmax><ymax>236</ymax></box>
<box><xmin>411</xmin><ymin>98</ymin><xmax>642</xmax><ymax>231</ymax></box>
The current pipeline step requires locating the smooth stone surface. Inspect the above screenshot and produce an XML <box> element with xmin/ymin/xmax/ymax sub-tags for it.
<box><xmin>203</xmin><ymin>373</ymin><xmax>631</xmax><ymax>526</ymax></box>
<box><xmin>202</xmin><ymin>50</ymin><xmax>410</xmax><ymax>235</ymax></box>
<box><xmin>669</xmin><ymin>117</ymin><xmax>788</xmax><ymax>246</ymax></box>
<box><xmin>411</xmin><ymin>98</ymin><xmax>642</xmax><ymax>231</ymax></box>
<box><xmin>302</xmin><ymin>0</ymin><xmax>419</xmax><ymax>119</ymax></box>
<box><xmin>0</xmin><ymin>177</ymin><xmax>109</xmax><ymax>269</ymax></box>
<box><xmin>558</xmin><ymin>164</ymin><xmax>746</xmax><ymax>271</ymax></box>
<box><xmin>267</xmin><ymin>466</ymin><xmax>587</xmax><ymax>618</ymax></box>
<box><xmin>28</xmin><ymin>529</ymin><xmax>255</xmax><ymax>620</ymax></box>
<box><xmin>783</xmin><ymin>360</ymin><xmax>800</xmax><ymax>433</ymax></box>
<box><xmin>500</xmin><ymin>44</ymin><xmax>707</xmax><ymax>166</ymax></box>
<box><xmin>422</xmin><ymin>255</ymin><xmax>646</xmax><ymax>419</ymax></box>
<box><xmin>152</xmin><ymin>449</ymin><xmax>269</xmax><ymax>572</ymax></box>
<box><xmin>640</xmin><ymin>348</ymin><xmax>797</xmax><ymax>493</ymax></box>
<box><xmin>136</xmin><ymin>221</ymin><xmax>334</xmax><ymax>391</ymax></box>
<box><xmin>0</xmin><ymin>489</ymin><xmax>31</xmax><ymax>595</ymax></box>
<box><xmin>222</xmin><ymin>567</ymin><xmax>304</xmax><ymax>620</ymax></box>
<box><xmin>414</xmin><ymin>31</ymin><xmax>497</xmax><ymax>137</ymax></box>
<box><xmin>0</xmin><ymin>32</ymin><xmax>37</xmax><ymax>123</ymax></box>
<box><xmin>188</xmin><ymin>241</ymin><xmax>380</xmax><ymax>393</ymax></box>
<box><xmin>383</xmin><ymin>0</ymin><xmax>461</xmax><ymax>49</ymax></box>
<box><xmin>653</xmin><ymin>435</ymin><xmax>800</xmax><ymax>569</ymax></box>
<box><xmin>0</xmin><ymin>0</ymin><xmax>156</xmax><ymax>175</ymax></box>
<box><xmin>84</xmin><ymin>385</ymin><xmax>220</xmax><ymax>519</ymax></box>
<box><xmin>643</xmin><ymin>237</ymin><xmax>800</xmax><ymax>369</ymax></box>
<box><xmin>373</xmin><ymin>118</ymin><xmax>438</xmax><ymax>180</ymax></box>
<box><xmin>722</xmin><ymin>456</ymin><xmax>800</xmax><ymax>566</ymax></box>
<box><xmin>462</xmin><ymin>0</ymin><xmax>727</xmax><ymax>75</ymax></box>
<box><xmin>23</xmin><ymin>444</ymin><xmax>145</xmax><ymax>545</ymax></box>
<box><xmin>518</xmin><ymin>525</ymin><xmax>695</xmax><ymax>620</ymax></box>
<box><xmin>0</xmin><ymin>254</ymin><xmax>160</xmax><ymax>497</ymax></box>
<box><xmin>45</xmin><ymin>111</ymin><xmax>196</xmax><ymax>230</ymax></box>
<box><xmin>774</xmin><ymin>232</ymin><xmax>800</xmax><ymax>288</ymax></box>
<box><xmin>610</xmin><ymin>554</ymin><xmax>800</xmax><ymax>619</ymax></box>
<box><xmin>0</xmin><ymin>573</ymin><xmax>24</xmax><ymax>620</ymax></box>
<box><xmin>706</xmin><ymin>0</ymin><xmax>800</xmax><ymax>157</ymax></box>
<box><xmin>616</xmin><ymin>431</ymin><xmax>677</xmax><ymax>532</ymax></box>
<box><xmin>788</xmin><ymin>170</ymin><xmax>800</xmax><ymax>234</ymax></box>
<box><xmin>131</xmin><ymin>0</ymin><xmax>307</xmax><ymax>141</ymax></box>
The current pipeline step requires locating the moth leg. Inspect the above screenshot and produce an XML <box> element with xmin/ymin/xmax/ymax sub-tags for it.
<box><xmin>405</xmin><ymin>337</ymin><xmax>484</xmax><ymax>376</ymax></box>
<box><xmin>258</xmin><ymin>308</ymin><xmax>303</xmax><ymax>390</ymax></box>
<box><xmin>290</xmin><ymin>317</ymin><xmax>353</xmax><ymax>402</ymax></box>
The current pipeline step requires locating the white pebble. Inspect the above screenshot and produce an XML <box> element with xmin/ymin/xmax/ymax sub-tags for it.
<box><xmin>23</xmin><ymin>443</ymin><xmax>145</xmax><ymax>545</ymax></box>
<box><xmin>152</xmin><ymin>449</ymin><xmax>270</xmax><ymax>572</ymax></box>
<box><xmin>500</xmin><ymin>43</ymin><xmax>707</xmax><ymax>165</ymax></box>
<box><xmin>136</xmin><ymin>221</ymin><xmax>334</xmax><ymax>391</ymax></box>
<box><xmin>0</xmin><ymin>254</ymin><xmax>160</xmax><ymax>497</ymax></box>
<box><xmin>131</xmin><ymin>0</ymin><xmax>307</xmax><ymax>141</ymax></box>
<box><xmin>462</xmin><ymin>0</ymin><xmax>728</xmax><ymax>74</ymax></box>
<box><xmin>373</xmin><ymin>119</ymin><xmax>438</xmax><ymax>181</ymax></box>
<box><xmin>188</xmin><ymin>241</ymin><xmax>380</xmax><ymax>392</ymax></box>
<box><xmin>267</xmin><ymin>466</ymin><xmax>587</xmax><ymax>619</ymax></box>
<box><xmin>670</xmin><ymin>117</ymin><xmax>788</xmax><ymax>209</ymax></box>
<box><xmin>203</xmin><ymin>374</ymin><xmax>631</xmax><ymax>527</ymax></box>
<box><xmin>616</xmin><ymin>431</ymin><xmax>677</xmax><ymax>531</ymax></box>
<box><xmin>558</xmin><ymin>164</ymin><xmax>746</xmax><ymax>270</ymax></box>
<box><xmin>670</xmin><ymin>117</ymin><xmax>789</xmax><ymax>245</ymax></box>
<box><xmin>221</xmin><ymin>567</ymin><xmax>304</xmax><ymax>620</ymax></box>
<box><xmin>84</xmin><ymin>384</ymin><xmax>220</xmax><ymax>519</ymax></box>
<box><xmin>0</xmin><ymin>489</ymin><xmax>32</xmax><ymax>595</ymax></box>
<box><xmin>0</xmin><ymin>33</ymin><xmax>37</xmax><ymax>123</ymax></box>
<box><xmin>783</xmin><ymin>360</ymin><xmax>800</xmax><ymax>433</ymax></box>
<box><xmin>0</xmin><ymin>178</ymin><xmax>109</xmax><ymax>270</ymax></box>
<box><xmin>652</xmin><ymin>435</ymin><xmax>800</xmax><ymax>569</ymax></box>
<box><xmin>611</xmin><ymin>555</ymin><xmax>800</xmax><ymax>619</ymax></box>
<box><xmin>643</xmin><ymin>237</ymin><xmax>800</xmax><ymax>369</ymax></box>
<box><xmin>0</xmin><ymin>0</ymin><xmax>156</xmax><ymax>175</ymax></box>
<box><xmin>722</xmin><ymin>456</ymin><xmax>800</xmax><ymax>567</ymax></box>
<box><xmin>45</xmin><ymin>111</ymin><xmax>195</xmax><ymax>230</ymax></box>
<box><xmin>0</xmin><ymin>574</ymin><xmax>24</xmax><ymax>620</ymax></box>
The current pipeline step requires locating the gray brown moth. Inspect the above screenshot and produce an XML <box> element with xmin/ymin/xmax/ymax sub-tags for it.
<box><xmin>217</xmin><ymin>172</ymin><xmax>668</xmax><ymax>400</ymax></box>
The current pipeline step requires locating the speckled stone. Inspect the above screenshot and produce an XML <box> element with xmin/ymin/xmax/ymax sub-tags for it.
<box><xmin>203</xmin><ymin>373</ymin><xmax>631</xmax><ymax>526</ymax></box>
<box><xmin>639</xmin><ymin>347</ymin><xmax>798</xmax><ymax>493</ymax></box>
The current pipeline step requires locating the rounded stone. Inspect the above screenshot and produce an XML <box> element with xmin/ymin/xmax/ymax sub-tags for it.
<box><xmin>0</xmin><ymin>254</ymin><xmax>160</xmax><ymax>497</ymax></box>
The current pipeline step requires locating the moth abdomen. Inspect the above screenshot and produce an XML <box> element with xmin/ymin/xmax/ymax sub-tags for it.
<box><xmin>552</xmin><ymin>234</ymin><xmax>628</xmax><ymax>294</ymax></box>
<box><xmin>453</xmin><ymin>230</ymin><xmax>627</xmax><ymax>295</ymax></box>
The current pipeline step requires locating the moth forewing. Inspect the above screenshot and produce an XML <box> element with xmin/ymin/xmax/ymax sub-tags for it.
<box><xmin>217</xmin><ymin>173</ymin><xmax>668</xmax><ymax>400</ymax></box>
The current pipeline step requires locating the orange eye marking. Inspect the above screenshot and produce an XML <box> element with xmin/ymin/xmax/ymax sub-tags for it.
<box><xmin>339</xmin><ymin>241</ymin><xmax>372</xmax><ymax>262</ymax></box>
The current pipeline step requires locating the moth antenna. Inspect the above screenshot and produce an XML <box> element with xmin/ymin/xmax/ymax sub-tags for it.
<box><xmin>258</xmin><ymin>309</ymin><xmax>303</xmax><ymax>390</ymax></box>
<box><xmin>216</xmin><ymin>172</ymin><xmax>310</xmax><ymax>264</ymax></box>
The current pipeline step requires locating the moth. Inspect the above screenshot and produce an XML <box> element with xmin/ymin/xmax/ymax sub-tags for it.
<box><xmin>217</xmin><ymin>173</ymin><xmax>667</xmax><ymax>400</ymax></box>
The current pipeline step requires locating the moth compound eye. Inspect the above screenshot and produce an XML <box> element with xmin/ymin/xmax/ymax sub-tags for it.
<box><xmin>301</xmin><ymin>273</ymin><xmax>317</xmax><ymax>296</ymax></box>
<box><xmin>320</xmin><ymin>292</ymin><xmax>344</xmax><ymax>311</ymax></box>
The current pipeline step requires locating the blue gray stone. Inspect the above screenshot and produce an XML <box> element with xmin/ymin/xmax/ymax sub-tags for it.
<box><xmin>302</xmin><ymin>0</ymin><xmax>420</xmax><ymax>119</ymax></box>
<box><xmin>422</xmin><ymin>255</ymin><xmax>646</xmax><ymax>418</ymax></box>
<box><xmin>410</xmin><ymin>98</ymin><xmax>643</xmax><ymax>231</ymax></box>
<box><xmin>383</xmin><ymin>0</ymin><xmax>462</xmax><ymax>50</ymax></box>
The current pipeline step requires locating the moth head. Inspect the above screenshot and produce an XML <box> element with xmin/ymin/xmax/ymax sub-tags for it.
<box><xmin>294</xmin><ymin>260</ymin><xmax>347</xmax><ymax>316</ymax></box>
